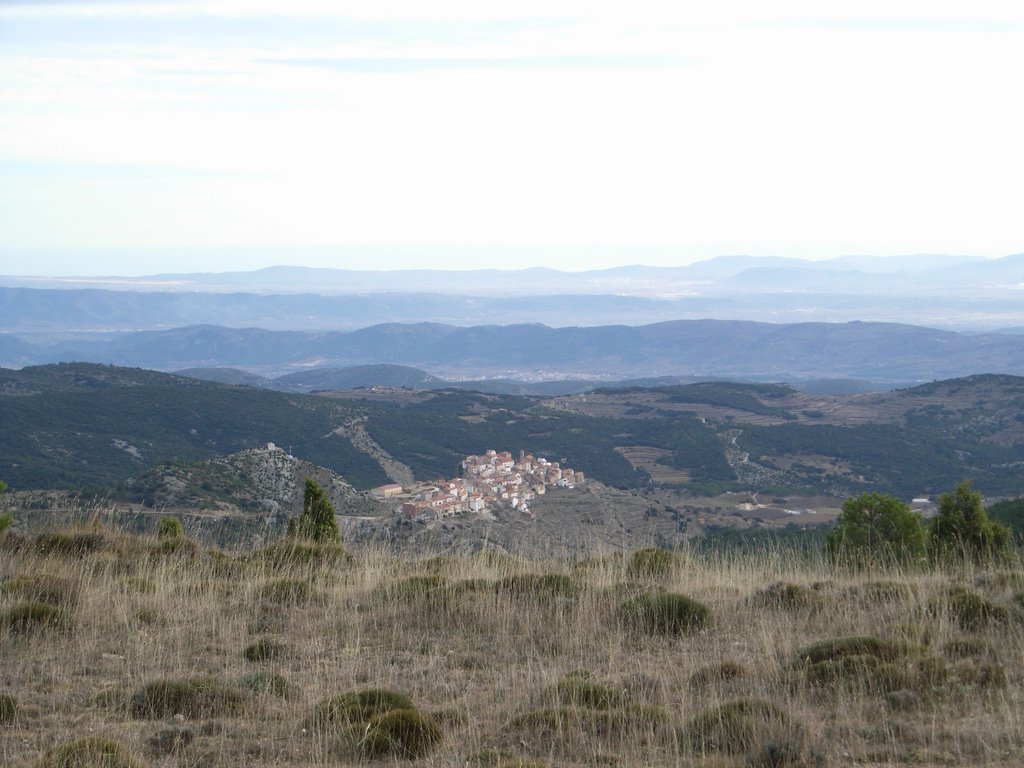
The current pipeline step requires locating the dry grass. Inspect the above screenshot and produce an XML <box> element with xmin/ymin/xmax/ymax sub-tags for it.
<box><xmin>1</xmin><ymin>525</ymin><xmax>1023</xmax><ymax>767</ymax></box>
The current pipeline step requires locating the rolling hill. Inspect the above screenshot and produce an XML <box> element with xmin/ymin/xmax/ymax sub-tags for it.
<box><xmin>5</xmin><ymin>319</ymin><xmax>1024</xmax><ymax>385</ymax></box>
<box><xmin>2</xmin><ymin>363</ymin><xmax>1024</xmax><ymax>501</ymax></box>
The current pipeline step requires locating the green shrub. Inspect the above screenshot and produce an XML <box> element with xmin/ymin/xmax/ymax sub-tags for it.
<box><xmin>942</xmin><ymin>638</ymin><xmax>993</xmax><ymax>659</ymax></box>
<box><xmin>34</xmin><ymin>531</ymin><xmax>106</xmax><ymax>557</ymax></box>
<box><xmin>243</xmin><ymin>638</ymin><xmax>287</xmax><ymax>662</ymax></box>
<box><xmin>1</xmin><ymin>574</ymin><xmax>79</xmax><ymax>606</ymax></box>
<box><xmin>928</xmin><ymin>482</ymin><xmax>1014</xmax><ymax>565</ymax></box>
<box><xmin>509</xmin><ymin>704</ymin><xmax>667</xmax><ymax>739</ymax></box>
<box><xmin>349</xmin><ymin>708</ymin><xmax>443</xmax><ymax>759</ymax></box>
<box><xmin>750</xmin><ymin>582</ymin><xmax>818</xmax><ymax>611</ymax></box>
<box><xmin>618</xmin><ymin>591</ymin><xmax>710</xmax><ymax>635</ymax></box>
<box><xmin>685</xmin><ymin>698</ymin><xmax>796</xmax><ymax>755</ymax></box>
<box><xmin>627</xmin><ymin>547</ymin><xmax>675</xmax><ymax>578</ymax></box>
<box><xmin>793</xmin><ymin>636</ymin><xmax>918</xmax><ymax>666</ymax></box>
<box><xmin>798</xmin><ymin>654</ymin><xmax>910</xmax><ymax>693</ymax></box>
<box><xmin>0</xmin><ymin>692</ymin><xmax>17</xmax><ymax>725</ymax></box>
<box><xmin>38</xmin><ymin>736</ymin><xmax>144</xmax><ymax>768</ymax></box>
<box><xmin>931</xmin><ymin>586</ymin><xmax>1009</xmax><ymax>631</ymax></box>
<box><xmin>258</xmin><ymin>578</ymin><xmax>314</xmax><ymax>605</ymax></box>
<box><xmin>152</xmin><ymin>536</ymin><xmax>196</xmax><ymax>556</ymax></box>
<box><xmin>2</xmin><ymin>601</ymin><xmax>66</xmax><ymax>634</ymax></box>
<box><xmin>305</xmin><ymin>689</ymin><xmax>416</xmax><ymax>733</ymax></box>
<box><xmin>128</xmin><ymin>677</ymin><xmax>245</xmax><ymax>719</ymax></box>
<box><xmin>496</xmin><ymin>573</ymin><xmax>576</xmax><ymax>599</ymax></box>
<box><xmin>292</xmin><ymin>479</ymin><xmax>339</xmax><ymax>543</ymax></box>
<box><xmin>241</xmin><ymin>671</ymin><xmax>290</xmax><ymax>699</ymax></box>
<box><xmin>956</xmin><ymin>658</ymin><xmax>1008</xmax><ymax>689</ymax></box>
<box><xmin>156</xmin><ymin>516</ymin><xmax>184</xmax><ymax>541</ymax></box>
<box><xmin>825</xmin><ymin>492</ymin><xmax>925</xmax><ymax>566</ymax></box>
<box><xmin>689</xmin><ymin>661</ymin><xmax>747</xmax><ymax>689</ymax></box>
<box><xmin>253</xmin><ymin>540</ymin><xmax>349</xmax><ymax>568</ymax></box>
<box><xmin>550</xmin><ymin>677</ymin><xmax>624</xmax><ymax>709</ymax></box>
<box><xmin>747</xmin><ymin>737</ymin><xmax>825</xmax><ymax>768</ymax></box>
<box><xmin>0</xmin><ymin>512</ymin><xmax>11</xmax><ymax>538</ymax></box>
<box><xmin>379</xmin><ymin>575</ymin><xmax>453</xmax><ymax>610</ymax></box>
<box><xmin>859</xmin><ymin>580</ymin><xmax>917</xmax><ymax>602</ymax></box>
<box><xmin>466</xmin><ymin>750</ymin><xmax>547</xmax><ymax>768</ymax></box>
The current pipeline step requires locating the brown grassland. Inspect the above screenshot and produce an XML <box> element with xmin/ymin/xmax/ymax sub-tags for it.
<box><xmin>1</xmin><ymin>522</ymin><xmax>1023</xmax><ymax>767</ymax></box>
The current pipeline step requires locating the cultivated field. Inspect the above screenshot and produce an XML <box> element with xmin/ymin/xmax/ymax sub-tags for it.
<box><xmin>2</xmin><ymin>524</ymin><xmax>1023</xmax><ymax>767</ymax></box>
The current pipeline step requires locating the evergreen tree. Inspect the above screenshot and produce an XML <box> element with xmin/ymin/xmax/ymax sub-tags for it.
<box><xmin>0</xmin><ymin>480</ymin><xmax>10</xmax><ymax>537</ymax></box>
<box><xmin>296</xmin><ymin>479</ymin><xmax>339</xmax><ymax>543</ymax></box>
<box><xmin>928</xmin><ymin>481</ymin><xmax>1012</xmax><ymax>564</ymax></box>
<box><xmin>825</xmin><ymin>492</ymin><xmax>925</xmax><ymax>567</ymax></box>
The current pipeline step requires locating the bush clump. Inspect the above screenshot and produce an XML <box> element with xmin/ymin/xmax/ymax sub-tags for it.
<box><xmin>466</xmin><ymin>750</ymin><xmax>547</xmax><ymax>768</ymax></box>
<box><xmin>928</xmin><ymin>482</ymin><xmax>1014</xmax><ymax>565</ymax></box>
<box><xmin>253</xmin><ymin>540</ymin><xmax>349</xmax><ymax>569</ymax></box>
<box><xmin>942</xmin><ymin>638</ymin><xmax>994</xmax><ymax>659</ymax></box>
<box><xmin>1</xmin><ymin>574</ymin><xmax>79</xmax><ymax>607</ymax></box>
<box><xmin>243</xmin><ymin>638</ymin><xmax>287</xmax><ymax>662</ymax></box>
<box><xmin>258</xmin><ymin>578</ymin><xmax>314</xmax><ymax>605</ymax></box>
<box><xmin>627</xmin><ymin>547</ymin><xmax>675</xmax><ymax>578</ymax></box>
<box><xmin>308</xmin><ymin>688</ymin><xmax>442</xmax><ymax>759</ymax></box>
<box><xmin>156</xmin><ymin>515</ymin><xmax>184</xmax><ymax>541</ymax></box>
<box><xmin>0</xmin><ymin>692</ymin><xmax>18</xmax><ymax>725</ymax></box>
<box><xmin>509</xmin><ymin>704</ymin><xmax>667</xmax><ymax>740</ymax></box>
<box><xmin>496</xmin><ymin>573</ymin><xmax>576</xmax><ymax>599</ymax></box>
<box><xmin>750</xmin><ymin>582</ymin><xmax>818</xmax><ymax>611</ymax></box>
<box><xmin>747</xmin><ymin>737</ymin><xmax>826</xmax><ymax>768</ymax></box>
<box><xmin>618</xmin><ymin>591</ymin><xmax>710</xmax><ymax>635</ymax></box>
<box><xmin>128</xmin><ymin>677</ymin><xmax>245</xmax><ymax>719</ymax></box>
<box><xmin>351</xmin><ymin>708</ymin><xmax>443</xmax><ymax>759</ymax></box>
<box><xmin>38</xmin><ymin>736</ymin><xmax>145</xmax><ymax>768</ymax></box>
<box><xmin>930</xmin><ymin>586</ymin><xmax>1009</xmax><ymax>631</ymax></box>
<box><xmin>685</xmin><ymin>698</ymin><xmax>797</xmax><ymax>755</ymax></box>
<box><xmin>549</xmin><ymin>676</ymin><xmax>624</xmax><ymax>710</ymax></box>
<box><xmin>241</xmin><ymin>671</ymin><xmax>291</xmax><ymax>699</ymax></box>
<box><xmin>2</xmin><ymin>601</ymin><xmax>67</xmax><ymax>634</ymax></box>
<box><xmin>689</xmin><ymin>661</ymin><xmax>747</xmax><ymax>689</ymax></box>
<box><xmin>33</xmin><ymin>531</ymin><xmax>107</xmax><ymax>557</ymax></box>
<box><xmin>305</xmin><ymin>689</ymin><xmax>417</xmax><ymax>733</ymax></box>
<box><xmin>793</xmin><ymin>636</ymin><xmax>918</xmax><ymax>666</ymax></box>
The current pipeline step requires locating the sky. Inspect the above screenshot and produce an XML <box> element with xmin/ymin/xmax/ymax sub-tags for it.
<box><xmin>1</xmin><ymin>1</ymin><xmax>1023</xmax><ymax>275</ymax></box>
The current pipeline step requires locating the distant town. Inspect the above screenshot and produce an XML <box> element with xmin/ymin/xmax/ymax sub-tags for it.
<box><xmin>370</xmin><ymin>450</ymin><xmax>584</xmax><ymax>521</ymax></box>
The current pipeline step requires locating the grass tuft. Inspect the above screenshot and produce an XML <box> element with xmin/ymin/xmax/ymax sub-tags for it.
<box><xmin>626</xmin><ymin>547</ymin><xmax>675</xmax><ymax>578</ymax></box>
<box><xmin>684</xmin><ymin>698</ymin><xmax>796</xmax><ymax>755</ymax></box>
<box><xmin>0</xmin><ymin>692</ymin><xmax>18</xmax><ymax>725</ymax></box>
<box><xmin>38</xmin><ymin>736</ymin><xmax>144</xmax><ymax>768</ymax></box>
<box><xmin>347</xmin><ymin>708</ymin><xmax>443</xmax><ymax>759</ymax></box>
<box><xmin>618</xmin><ymin>591</ymin><xmax>710</xmax><ymax>635</ymax></box>
<box><xmin>128</xmin><ymin>677</ymin><xmax>245</xmax><ymax>719</ymax></box>
<box><xmin>305</xmin><ymin>688</ymin><xmax>416</xmax><ymax>733</ymax></box>
<box><xmin>2</xmin><ymin>600</ymin><xmax>67</xmax><ymax>634</ymax></box>
<box><xmin>243</xmin><ymin>638</ymin><xmax>287</xmax><ymax>662</ymax></box>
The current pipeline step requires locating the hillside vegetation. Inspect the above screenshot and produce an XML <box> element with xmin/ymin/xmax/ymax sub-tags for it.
<box><xmin>3</xmin><ymin>364</ymin><xmax>1024</xmax><ymax>500</ymax></box>
<box><xmin>1</xmin><ymin>522</ymin><xmax>1023</xmax><ymax>767</ymax></box>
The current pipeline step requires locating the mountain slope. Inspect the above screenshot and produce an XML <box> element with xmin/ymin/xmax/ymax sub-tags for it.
<box><xmin>0</xmin><ymin>363</ymin><xmax>389</xmax><ymax>490</ymax></box>
<box><xmin>6</xmin><ymin>319</ymin><xmax>1024</xmax><ymax>383</ymax></box>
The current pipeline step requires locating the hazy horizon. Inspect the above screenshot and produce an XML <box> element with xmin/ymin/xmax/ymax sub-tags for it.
<box><xmin>2</xmin><ymin>2</ymin><xmax>1022</xmax><ymax>276</ymax></box>
<box><xmin>0</xmin><ymin>246</ymin><xmax>1009</xmax><ymax>278</ymax></box>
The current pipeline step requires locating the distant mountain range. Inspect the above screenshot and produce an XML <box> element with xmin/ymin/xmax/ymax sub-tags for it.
<box><xmin>2</xmin><ymin>254</ymin><xmax>1024</xmax><ymax>333</ymax></box>
<box><xmin>3</xmin><ymin>319</ymin><xmax>1023</xmax><ymax>386</ymax></box>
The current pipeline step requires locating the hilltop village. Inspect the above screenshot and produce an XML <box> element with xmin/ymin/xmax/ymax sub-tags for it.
<box><xmin>371</xmin><ymin>450</ymin><xmax>584</xmax><ymax>521</ymax></box>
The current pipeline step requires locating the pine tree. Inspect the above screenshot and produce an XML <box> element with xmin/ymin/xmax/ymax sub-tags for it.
<box><xmin>295</xmin><ymin>479</ymin><xmax>339</xmax><ymax>543</ymax></box>
<box><xmin>928</xmin><ymin>481</ymin><xmax>1012</xmax><ymax>564</ymax></box>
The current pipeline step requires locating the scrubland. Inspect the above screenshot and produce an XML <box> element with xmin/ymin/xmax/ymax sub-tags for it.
<box><xmin>1</xmin><ymin>524</ymin><xmax>1023</xmax><ymax>767</ymax></box>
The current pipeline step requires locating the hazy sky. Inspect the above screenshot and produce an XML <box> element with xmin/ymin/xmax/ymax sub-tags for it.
<box><xmin>1</xmin><ymin>1</ymin><xmax>1022</xmax><ymax>275</ymax></box>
